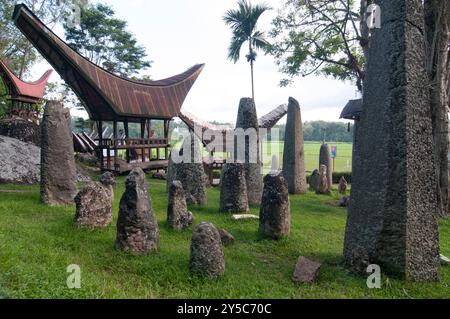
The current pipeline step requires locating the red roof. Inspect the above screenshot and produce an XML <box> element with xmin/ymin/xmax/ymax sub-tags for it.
<box><xmin>13</xmin><ymin>4</ymin><xmax>204</xmax><ymax>122</ymax></box>
<box><xmin>0</xmin><ymin>60</ymin><xmax>52</xmax><ymax>103</ymax></box>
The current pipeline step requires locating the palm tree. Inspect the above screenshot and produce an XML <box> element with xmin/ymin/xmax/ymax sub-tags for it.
<box><xmin>223</xmin><ymin>0</ymin><xmax>271</xmax><ymax>101</ymax></box>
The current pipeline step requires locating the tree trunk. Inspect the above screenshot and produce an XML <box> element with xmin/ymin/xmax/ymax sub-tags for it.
<box><xmin>424</xmin><ymin>0</ymin><xmax>449</xmax><ymax>218</ymax></box>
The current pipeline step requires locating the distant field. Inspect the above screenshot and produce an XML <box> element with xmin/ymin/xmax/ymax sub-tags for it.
<box><xmin>261</xmin><ymin>141</ymin><xmax>353</xmax><ymax>173</ymax></box>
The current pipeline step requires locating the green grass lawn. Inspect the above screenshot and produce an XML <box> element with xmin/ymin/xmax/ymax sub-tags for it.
<box><xmin>0</xmin><ymin>177</ymin><xmax>448</xmax><ymax>299</ymax></box>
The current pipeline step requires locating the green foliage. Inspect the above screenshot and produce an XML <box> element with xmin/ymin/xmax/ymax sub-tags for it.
<box><xmin>0</xmin><ymin>178</ymin><xmax>448</xmax><ymax>298</ymax></box>
<box><xmin>268</xmin><ymin>0</ymin><xmax>365</xmax><ymax>90</ymax></box>
<box><xmin>63</xmin><ymin>3</ymin><xmax>151</xmax><ymax>77</ymax></box>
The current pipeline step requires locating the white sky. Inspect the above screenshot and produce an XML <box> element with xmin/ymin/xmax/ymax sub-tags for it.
<box><xmin>31</xmin><ymin>0</ymin><xmax>360</xmax><ymax>123</ymax></box>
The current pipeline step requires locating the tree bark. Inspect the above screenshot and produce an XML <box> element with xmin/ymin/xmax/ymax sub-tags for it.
<box><xmin>424</xmin><ymin>0</ymin><xmax>449</xmax><ymax>218</ymax></box>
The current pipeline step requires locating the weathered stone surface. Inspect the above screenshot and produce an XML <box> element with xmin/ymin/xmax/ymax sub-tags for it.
<box><xmin>189</xmin><ymin>222</ymin><xmax>225</xmax><ymax>279</ymax></box>
<box><xmin>219</xmin><ymin>229</ymin><xmax>235</xmax><ymax>246</ymax></box>
<box><xmin>167</xmin><ymin>180</ymin><xmax>194</xmax><ymax>230</ymax></box>
<box><xmin>292</xmin><ymin>257</ymin><xmax>321</xmax><ymax>284</ymax></box>
<box><xmin>338</xmin><ymin>177</ymin><xmax>348</xmax><ymax>194</ymax></box>
<box><xmin>339</xmin><ymin>196</ymin><xmax>351</xmax><ymax>208</ymax></box>
<box><xmin>0</xmin><ymin>135</ymin><xmax>40</xmax><ymax>184</ymax></box>
<box><xmin>309</xmin><ymin>169</ymin><xmax>319</xmax><ymax>192</ymax></box>
<box><xmin>344</xmin><ymin>1</ymin><xmax>440</xmax><ymax>281</ymax></box>
<box><xmin>235</xmin><ymin>98</ymin><xmax>263</xmax><ymax>205</ymax></box>
<box><xmin>0</xmin><ymin>117</ymin><xmax>40</xmax><ymax>146</ymax></box>
<box><xmin>167</xmin><ymin>132</ymin><xmax>207</xmax><ymax>205</ymax></box>
<box><xmin>348</xmin><ymin>246</ymin><xmax>369</xmax><ymax>275</ymax></box>
<box><xmin>259</xmin><ymin>171</ymin><xmax>291</xmax><ymax>239</ymax></box>
<box><xmin>282</xmin><ymin>97</ymin><xmax>307</xmax><ymax>194</ymax></box>
<box><xmin>316</xmin><ymin>165</ymin><xmax>330</xmax><ymax>195</ymax></box>
<box><xmin>220</xmin><ymin>163</ymin><xmax>249</xmax><ymax>213</ymax></box>
<box><xmin>74</xmin><ymin>172</ymin><xmax>115</xmax><ymax>228</ymax></box>
<box><xmin>116</xmin><ymin>168</ymin><xmax>159</xmax><ymax>254</ymax></box>
<box><xmin>40</xmin><ymin>101</ymin><xmax>77</xmax><ymax>206</ymax></box>
<box><xmin>319</xmin><ymin>144</ymin><xmax>333</xmax><ymax>190</ymax></box>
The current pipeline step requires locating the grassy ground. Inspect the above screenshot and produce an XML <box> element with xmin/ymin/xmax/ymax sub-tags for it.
<box><xmin>0</xmin><ymin>178</ymin><xmax>448</xmax><ymax>299</ymax></box>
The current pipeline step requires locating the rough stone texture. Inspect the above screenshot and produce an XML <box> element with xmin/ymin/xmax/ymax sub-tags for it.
<box><xmin>189</xmin><ymin>222</ymin><xmax>225</xmax><ymax>279</ymax></box>
<box><xmin>292</xmin><ymin>257</ymin><xmax>321</xmax><ymax>284</ymax></box>
<box><xmin>0</xmin><ymin>117</ymin><xmax>41</xmax><ymax>146</ymax></box>
<box><xmin>219</xmin><ymin>229</ymin><xmax>235</xmax><ymax>246</ymax></box>
<box><xmin>338</xmin><ymin>177</ymin><xmax>348</xmax><ymax>194</ymax></box>
<box><xmin>40</xmin><ymin>101</ymin><xmax>77</xmax><ymax>206</ymax></box>
<box><xmin>235</xmin><ymin>98</ymin><xmax>263</xmax><ymax>205</ymax></box>
<box><xmin>167</xmin><ymin>132</ymin><xmax>207</xmax><ymax>205</ymax></box>
<box><xmin>116</xmin><ymin>168</ymin><xmax>159</xmax><ymax>254</ymax></box>
<box><xmin>259</xmin><ymin>171</ymin><xmax>291</xmax><ymax>239</ymax></box>
<box><xmin>0</xmin><ymin>135</ymin><xmax>40</xmax><ymax>184</ymax></box>
<box><xmin>282</xmin><ymin>97</ymin><xmax>307</xmax><ymax>194</ymax></box>
<box><xmin>74</xmin><ymin>172</ymin><xmax>115</xmax><ymax>228</ymax></box>
<box><xmin>220</xmin><ymin>163</ymin><xmax>249</xmax><ymax>213</ymax></box>
<box><xmin>344</xmin><ymin>0</ymin><xmax>440</xmax><ymax>281</ymax></box>
<box><xmin>167</xmin><ymin>180</ymin><xmax>194</xmax><ymax>230</ymax></box>
<box><xmin>309</xmin><ymin>169</ymin><xmax>319</xmax><ymax>192</ymax></box>
<box><xmin>316</xmin><ymin>165</ymin><xmax>330</xmax><ymax>195</ymax></box>
<box><xmin>319</xmin><ymin>144</ymin><xmax>333</xmax><ymax>190</ymax></box>
<box><xmin>348</xmin><ymin>246</ymin><xmax>369</xmax><ymax>275</ymax></box>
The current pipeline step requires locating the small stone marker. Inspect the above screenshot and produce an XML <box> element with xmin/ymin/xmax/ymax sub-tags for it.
<box><xmin>259</xmin><ymin>171</ymin><xmax>291</xmax><ymax>240</ymax></box>
<box><xmin>220</xmin><ymin>163</ymin><xmax>249</xmax><ymax>213</ymax></box>
<box><xmin>167</xmin><ymin>181</ymin><xmax>194</xmax><ymax>230</ymax></box>
<box><xmin>292</xmin><ymin>257</ymin><xmax>321</xmax><ymax>284</ymax></box>
<box><xmin>338</xmin><ymin>176</ymin><xmax>348</xmax><ymax>194</ymax></box>
<box><xmin>116</xmin><ymin>168</ymin><xmax>159</xmax><ymax>254</ymax></box>
<box><xmin>74</xmin><ymin>172</ymin><xmax>115</xmax><ymax>228</ymax></box>
<box><xmin>189</xmin><ymin>222</ymin><xmax>225</xmax><ymax>279</ymax></box>
<box><xmin>309</xmin><ymin>169</ymin><xmax>319</xmax><ymax>192</ymax></box>
<box><xmin>316</xmin><ymin>165</ymin><xmax>331</xmax><ymax>195</ymax></box>
<box><xmin>219</xmin><ymin>229</ymin><xmax>235</xmax><ymax>246</ymax></box>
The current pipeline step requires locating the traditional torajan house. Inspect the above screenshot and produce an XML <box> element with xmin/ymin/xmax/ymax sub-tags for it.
<box><xmin>0</xmin><ymin>60</ymin><xmax>52</xmax><ymax>122</ymax></box>
<box><xmin>13</xmin><ymin>4</ymin><xmax>204</xmax><ymax>173</ymax></box>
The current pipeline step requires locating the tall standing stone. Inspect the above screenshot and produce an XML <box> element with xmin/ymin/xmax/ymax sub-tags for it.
<box><xmin>116</xmin><ymin>168</ymin><xmax>159</xmax><ymax>254</ymax></box>
<box><xmin>259</xmin><ymin>171</ymin><xmax>291</xmax><ymax>239</ymax></box>
<box><xmin>282</xmin><ymin>97</ymin><xmax>307</xmax><ymax>194</ymax></box>
<box><xmin>344</xmin><ymin>0</ymin><xmax>440</xmax><ymax>281</ymax></box>
<box><xmin>167</xmin><ymin>132</ymin><xmax>207</xmax><ymax>205</ymax></box>
<box><xmin>316</xmin><ymin>165</ymin><xmax>330</xmax><ymax>195</ymax></box>
<box><xmin>220</xmin><ymin>163</ymin><xmax>249</xmax><ymax>213</ymax></box>
<box><xmin>235</xmin><ymin>98</ymin><xmax>263</xmax><ymax>205</ymax></box>
<box><xmin>40</xmin><ymin>101</ymin><xmax>77</xmax><ymax>206</ymax></box>
<box><xmin>167</xmin><ymin>180</ymin><xmax>194</xmax><ymax>230</ymax></box>
<box><xmin>189</xmin><ymin>222</ymin><xmax>225</xmax><ymax>279</ymax></box>
<box><xmin>319</xmin><ymin>143</ymin><xmax>333</xmax><ymax>190</ymax></box>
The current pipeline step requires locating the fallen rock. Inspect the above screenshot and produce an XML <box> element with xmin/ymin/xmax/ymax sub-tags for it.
<box><xmin>292</xmin><ymin>257</ymin><xmax>321</xmax><ymax>284</ymax></box>
<box><xmin>232</xmin><ymin>214</ymin><xmax>259</xmax><ymax>221</ymax></box>
<box><xmin>116</xmin><ymin>168</ymin><xmax>159</xmax><ymax>254</ymax></box>
<box><xmin>167</xmin><ymin>180</ymin><xmax>194</xmax><ymax>230</ymax></box>
<box><xmin>74</xmin><ymin>172</ymin><xmax>115</xmax><ymax>228</ymax></box>
<box><xmin>189</xmin><ymin>222</ymin><xmax>225</xmax><ymax>279</ymax></box>
<box><xmin>259</xmin><ymin>171</ymin><xmax>291</xmax><ymax>240</ymax></box>
<box><xmin>219</xmin><ymin>229</ymin><xmax>235</xmax><ymax>246</ymax></box>
<box><xmin>0</xmin><ymin>116</ymin><xmax>40</xmax><ymax>146</ymax></box>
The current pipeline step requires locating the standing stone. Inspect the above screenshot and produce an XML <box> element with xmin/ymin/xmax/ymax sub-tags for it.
<box><xmin>189</xmin><ymin>222</ymin><xmax>225</xmax><ymax>279</ymax></box>
<box><xmin>40</xmin><ymin>101</ymin><xmax>77</xmax><ymax>205</ymax></box>
<box><xmin>74</xmin><ymin>172</ymin><xmax>115</xmax><ymax>228</ymax></box>
<box><xmin>235</xmin><ymin>98</ymin><xmax>263</xmax><ymax>205</ymax></box>
<box><xmin>344</xmin><ymin>0</ymin><xmax>440</xmax><ymax>281</ymax></box>
<box><xmin>259</xmin><ymin>171</ymin><xmax>291</xmax><ymax>239</ymax></box>
<box><xmin>220</xmin><ymin>163</ymin><xmax>249</xmax><ymax>213</ymax></box>
<box><xmin>316</xmin><ymin>165</ymin><xmax>330</xmax><ymax>195</ymax></box>
<box><xmin>319</xmin><ymin>143</ymin><xmax>333</xmax><ymax>190</ymax></box>
<box><xmin>167</xmin><ymin>180</ymin><xmax>194</xmax><ymax>230</ymax></box>
<box><xmin>116</xmin><ymin>168</ymin><xmax>159</xmax><ymax>254</ymax></box>
<box><xmin>282</xmin><ymin>97</ymin><xmax>307</xmax><ymax>194</ymax></box>
<box><xmin>168</xmin><ymin>132</ymin><xmax>207</xmax><ymax>205</ymax></box>
<box><xmin>338</xmin><ymin>176</ymin><xmax>348</xmax><ymax>194</ymax></box>
<box><xmin>309</xmin><ymin>169</ymin><xmax>319</xmax><ymax>192</ymax></box>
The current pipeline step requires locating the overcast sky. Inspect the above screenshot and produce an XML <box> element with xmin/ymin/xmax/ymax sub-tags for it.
<box><xmin>32</xmin><ymin>0</ymin><xmax>359</xmax><ymax>123</ymax></box>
